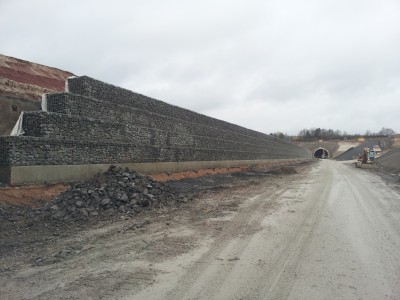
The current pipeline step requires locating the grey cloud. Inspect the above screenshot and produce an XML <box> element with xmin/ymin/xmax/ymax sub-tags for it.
<box><xmin>1</xmin><ymin>0</ymin><xmax>399</xmax><ymax>135</ymax></box>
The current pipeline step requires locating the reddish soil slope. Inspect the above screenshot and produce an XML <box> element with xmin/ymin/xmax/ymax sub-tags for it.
<box><xmin>0</xmin><ymin>54</ymin><xmax>74</xmax><ymax>135</ymax></box>
<box><xmin>0</xmin><ymin>54</ymin><xmax>74</xmax><ymax>100</ymax></box>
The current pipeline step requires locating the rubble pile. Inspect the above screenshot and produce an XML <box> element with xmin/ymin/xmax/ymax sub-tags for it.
<box><xmin>37</xmin><ymin>166</ymin><xmax>188</xmax><ymax>221</ymax></box>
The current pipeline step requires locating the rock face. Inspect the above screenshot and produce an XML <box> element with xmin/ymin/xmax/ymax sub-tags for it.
<box><xmin>37</xmin><ymin>165</ymin><xmax>187</xmax><ymax>221</ymax></box>
<box><xmin>0</xmin><ymin>54</ymin><xmax>73</xmax><ymax>135</ymax></box>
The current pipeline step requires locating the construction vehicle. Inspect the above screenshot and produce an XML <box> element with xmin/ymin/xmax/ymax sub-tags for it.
<box><xmin>354</xmin><ymin>147</ymin><xmax>375</xmax><ymax>168</ymax></box>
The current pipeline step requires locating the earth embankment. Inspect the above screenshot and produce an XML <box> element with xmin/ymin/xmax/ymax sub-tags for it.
<box><xmin>0</xmin><ymin>54</ymin><xmax>73</xmax><ymax>135</ymax></box>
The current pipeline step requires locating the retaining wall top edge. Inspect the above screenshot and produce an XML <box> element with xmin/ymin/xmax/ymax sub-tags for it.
<box><xmin>68</xmin><ymin>77</ymin><xmax>240</xmax><ymax>127</ymax></box>
<box><xmin>66</xmin><ymin>75</ymin><xmax>301</xmax><ymax>149</ymax></box>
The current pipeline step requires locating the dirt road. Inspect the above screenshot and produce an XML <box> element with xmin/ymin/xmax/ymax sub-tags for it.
<box><xmin>1</xmin><ymin>160</ymin><xmax>400</xmax><ymax>299</ymax></box>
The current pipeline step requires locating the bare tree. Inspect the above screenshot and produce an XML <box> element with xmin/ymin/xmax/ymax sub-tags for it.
<box><xmin>378</xmin><ymin>127</ymin><xmax>396</xmax><ymax>136</ymax></box>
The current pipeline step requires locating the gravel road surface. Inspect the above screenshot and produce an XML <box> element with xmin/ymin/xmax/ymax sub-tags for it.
<box><xmin>1</xmin><ymin>160</ymin><xmax>399</xmax><ymax>299</ymax></box>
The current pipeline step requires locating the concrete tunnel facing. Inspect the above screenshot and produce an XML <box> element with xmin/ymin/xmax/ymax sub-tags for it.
<box><xmin>313</xmin><ymin>147</ymin><xmax>329</xmax><ymax>159</ymax></box>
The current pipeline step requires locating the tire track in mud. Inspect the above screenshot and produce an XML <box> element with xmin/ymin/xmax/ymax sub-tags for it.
<box><xmin>254</xmin><ymin>163</ymin><xmax>333</xmax><ymax>299</ymax></box>
<box><xmin>333</xmin><ymin>163</ymin><xmax>400</xmax><ymax>298</ymax></box>
<box><xmin>165</xmin><ymin>185</ymin><xmax>289</xmax><ymax>299</ymax></box>
<box><xmin>164</xmin><ymin>165</ymin><xmax>329</xmax><ymax>300</ymax></box>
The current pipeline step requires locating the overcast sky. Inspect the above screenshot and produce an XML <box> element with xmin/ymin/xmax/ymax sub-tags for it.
<box><xmin>1</xmin><ymin>0</ymin><xmax>399</xmax><ymax>135</ymax></box>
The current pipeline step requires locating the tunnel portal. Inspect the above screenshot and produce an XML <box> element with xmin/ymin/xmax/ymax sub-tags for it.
<box><xmin>313</xmin><ymin>147</ymin><xmax>329</xmax><ymax>159</ymax></box>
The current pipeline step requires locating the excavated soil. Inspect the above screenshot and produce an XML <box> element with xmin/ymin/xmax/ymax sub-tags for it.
<box><xmin>376</xmin><ymin>148</ymin><xmax>400</xmax><ymax>171</ymax></box>
<box><xmin>149</xmin><ymin>167</ymin><xmax>247</xmax><ymax>182</ymax></box>
<box><xmin>0</xmin><ymin>184</ymin><xmax>70</xmax><ymax>207</ymax></box>
<box><xmin>2</xmin><ymin>159</ymin><xmax>400</xmax><ymax>299</ymax></box>
<box><xmin>0</xmin><ymin>162</ymin><xmax>309</xmax><ymax>274</ymax></box>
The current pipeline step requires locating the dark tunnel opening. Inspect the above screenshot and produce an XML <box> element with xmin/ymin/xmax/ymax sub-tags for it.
<box><xmin>314</xmin><ymin>148</ymin><xmax>329</xmax><ymax>159</ymax></box>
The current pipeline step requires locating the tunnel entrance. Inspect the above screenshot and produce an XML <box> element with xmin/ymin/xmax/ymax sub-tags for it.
<box><xmin>313</xmin><ymin>147</ymin><xmax>329</xmax><ymax>159</ymax></box>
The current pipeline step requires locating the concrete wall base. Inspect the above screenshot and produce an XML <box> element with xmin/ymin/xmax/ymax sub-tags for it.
<box><xmin>2</xmin><ymin>159</ymin><xmax>309</xmax><ymax>185</ymax></box>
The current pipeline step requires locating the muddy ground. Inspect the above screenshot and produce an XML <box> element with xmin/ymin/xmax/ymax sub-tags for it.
<box><xmin>0</xmin><ymin>163</ymin><xmax>305</xmax><ymax>274</ymax></box>
<box><xmin>1</xmin><ymin>160</ymin><xmax>400</xmax><ymax>299</ymax></box>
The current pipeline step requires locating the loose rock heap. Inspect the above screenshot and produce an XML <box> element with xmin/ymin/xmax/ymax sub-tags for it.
<box><xmin>39</xmin><ymin>166</ymin><xmax>188</xmax><ymax>221</ymax></box>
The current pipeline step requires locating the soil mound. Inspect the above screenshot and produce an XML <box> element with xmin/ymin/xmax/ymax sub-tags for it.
<box><xmin>376</xmin><ymin>149</ymin><xmax>400</xmax><ymax>171</ymax></box>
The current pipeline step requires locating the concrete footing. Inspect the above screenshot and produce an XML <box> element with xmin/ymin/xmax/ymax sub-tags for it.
<box><xmin>1</xmin><ymin>158</ymin><xmax>309</xmax><ymax>185</ymax></box>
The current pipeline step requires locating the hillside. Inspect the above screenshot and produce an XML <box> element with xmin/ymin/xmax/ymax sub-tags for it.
<box><xmin>0</xmin><ymin>54</ymin><xmax>74</xmax><ymax>135</ymax></box>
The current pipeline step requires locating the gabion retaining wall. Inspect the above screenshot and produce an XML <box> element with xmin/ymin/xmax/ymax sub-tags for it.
<box><xmin>20</xmin><ymin>111</ymin><xmax>301</xmax><ymax>156</ymax></box>
<box><xmin>45</xmin><ymin>91</ymin><xmax>295</xmax><ymax>147</ymax></box>
<box><xmin>66</xmin><ymin>76</ymin><xmax>298</xmax><ymax>145</ymax></box>
<box><xmin>0</xmin><ymin>76</ymin><xmax>311</xmax><ymax>176</ymax></box>
<box><xmin>0</xmin><ymin>136</ymin><xmax>306</xmax><ymax>167</ymax></box>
